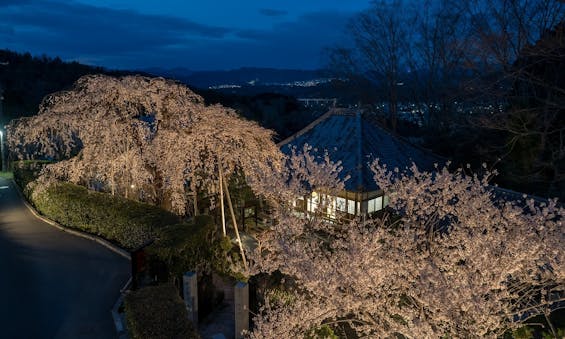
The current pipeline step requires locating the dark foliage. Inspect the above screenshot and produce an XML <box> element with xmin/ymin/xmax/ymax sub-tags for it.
<box><xmin>12</xmin><ymin>160</ymin><xmax>51</xmax><ymax>189</ymax></box>
<box><xmin>194</xmin><ymin>89</ymin><xmax>318</xmax><ymax>141</ymax></box>
<box><xmin>147</xmin><ymin>215</ymin><xmax>240</xmax><ymax>280</ymax></box>
<box><xmin>124</xmin><ymin>283</ymin><xmax>200</xmax><ymax>339</ymax></box>
<box><xmin>0</xmin><ymin>49</ymin><xmax>141</xmax><ymax>125</ymax></box>
<box><xmin>498</xmin><ymin>22</ymin><xmax>565</xmax><ymax>199</ymax></box>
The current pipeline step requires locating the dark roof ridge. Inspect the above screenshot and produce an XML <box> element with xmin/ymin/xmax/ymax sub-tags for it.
<box><xmin>360</xmin><ymin>113</ymin><xmax>447</xmax><ymax>165</ymax></box>
<box><xmin>277</xmin><ymin>107</ymin><xmax>354</xmax><ymax>147</ymax></box>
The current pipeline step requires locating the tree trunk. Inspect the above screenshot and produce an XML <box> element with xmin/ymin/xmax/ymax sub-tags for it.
<box><xmin>388</xmin><ymin>75</ymin><xmax>398</xmax><ymax>133</ymax></box>
<box><xmin>193</xmin><ymin>190</ymin><xmax>199</xmax><ymax>216</ymax></box>
<box><xmin>110</xmin><ymin>168</ymin><xmax>115</xmax><ymax>196</ymax></box>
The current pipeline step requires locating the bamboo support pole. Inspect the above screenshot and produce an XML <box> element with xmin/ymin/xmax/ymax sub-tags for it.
<box><xmin>219</xmin><ymin>165</ymin><xmax>226</xmax><ymax>236</ymax></box>
<box><xmin>223</xmin><ymin>173</ymin><xmax>248</xmax><ymax>271</ymax></box>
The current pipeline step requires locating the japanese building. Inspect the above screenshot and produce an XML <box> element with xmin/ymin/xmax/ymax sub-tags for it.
<box><xmin>278</xmin><ymin>108</ymin><xmax>443</xmax><ymax>217</ymax></box>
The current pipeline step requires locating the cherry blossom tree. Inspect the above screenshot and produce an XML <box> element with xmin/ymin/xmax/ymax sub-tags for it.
<box><xmin>7</xmin><ymin>75</ymin><xmax>282</xmax><ymax>216</ymax></box>
<box><xmin>249</xmin><ymin>159</ymin><xmax>565</xmax><ymax>338</ymax></box>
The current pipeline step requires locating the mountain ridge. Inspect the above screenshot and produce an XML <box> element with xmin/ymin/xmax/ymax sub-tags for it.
<box><xmin>141</xmin><ymin>66</ymin><xmax>327</xmax><ymax>88</ymax></box>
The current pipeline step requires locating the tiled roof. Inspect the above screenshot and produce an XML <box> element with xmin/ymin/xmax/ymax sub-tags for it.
<box><xmin>279</xmin><ymin>108</ymin><xmax>443</xmax><ymax>192</ymax></box>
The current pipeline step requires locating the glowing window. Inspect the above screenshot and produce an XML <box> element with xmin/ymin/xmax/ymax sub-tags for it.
<box><xmin>336</xmin><ymin>197</ymin><xmax>346</xmax><ymax>212</ymax></box>
<box><xmin>347</xmin><ymin>199</ymin><xmax>356</xmax><ymax>215</ymax></box>
<box><xmin>367</xmin><ymin>196</ymin><xmax>383</xmax><ymax>213</ymax></box>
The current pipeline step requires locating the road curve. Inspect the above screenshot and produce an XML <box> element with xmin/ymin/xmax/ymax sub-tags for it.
<box><xmin>0</xmin><ymin>177</ymin><xmax>130</xmax><ymax>338</ymax></box>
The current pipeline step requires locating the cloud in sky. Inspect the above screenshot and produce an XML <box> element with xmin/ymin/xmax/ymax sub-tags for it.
<box><xmin>0</xmin><ymin>0</ymin><xmax>364</xmax><ymax>70</ymax></box>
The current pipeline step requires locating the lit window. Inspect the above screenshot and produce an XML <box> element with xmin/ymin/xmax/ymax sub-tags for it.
<box><xmin>307</xmin><ymin>192</ymin><xmax>320</xmax><ymax>213</ymax></box>
<box><xmin>367</xmin><ymin>198</ymin><xmax>375</xmax><ymax>213</ymax></box>
<box><xmin>336</xmin><ymin>197</ymin><xmax>346</xmax><ymax>212</ymax></box>
<box><xmin>367</xmin><ymin>196</ymin><xmax>383</xmax><ymax>213</ymax></box>
<box><xmin>347</xmin><ymin>200</ymin><xmax>356</xmax><ymax>215</ymax></box>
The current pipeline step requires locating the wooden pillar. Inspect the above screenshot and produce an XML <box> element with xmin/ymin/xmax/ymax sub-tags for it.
<box><xmin>223</xmin><ymin>177</ymin><xmax>248</xmax><ymax>271</ymax></box>
<box><xmin>219</xmin><ymin>166</ymin><xmax>226</xmax><ymax>236</ymax></box>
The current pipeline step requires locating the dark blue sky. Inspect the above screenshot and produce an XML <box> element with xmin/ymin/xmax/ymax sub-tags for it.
<box><xmin>0</xmin><ymin>0</ymin><xmax>371</xmax><ymax>71</ymax></box>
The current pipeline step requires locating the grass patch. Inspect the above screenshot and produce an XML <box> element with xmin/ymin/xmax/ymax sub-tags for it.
<box><xmin>0</xmin><ymin>171</ymin><xmax>13</xmax><ymax>179</ymax></box>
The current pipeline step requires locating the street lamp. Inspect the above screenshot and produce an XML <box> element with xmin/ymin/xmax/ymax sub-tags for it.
<box><xmin>0</xmin><ymin>129</ymin><xmax>5</xmax><ymax>172</ymax></box>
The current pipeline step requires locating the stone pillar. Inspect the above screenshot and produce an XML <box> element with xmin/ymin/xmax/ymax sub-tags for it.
<box><xmin>234</xmin><ymin>281</ymin><xmax>249</xmax><ymax>339</ymax></box>
<box><xmin>183</xmin><ymin>271</ymin><xmax>198</xmax><ymax>327</ymax></box>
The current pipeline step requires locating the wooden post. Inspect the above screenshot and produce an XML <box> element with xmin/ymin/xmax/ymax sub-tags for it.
<box><xmin>125</xmin><ymin>142</ymin><xmax>129</xmax><ymax>199</ymax></box>
<box><xmin>219</xmin><ymin>165</ymin><xmax>226</xmax><ymax>236</ymax></box>
<box><xmin>110</xmin><ymin>167</ymin><xmax>115</xmax><ymax>196</ymax></box>
<box><xmin>223</xmin><ymin>175</ymin><xmax>248</xmax><ymax>271</ymax></box>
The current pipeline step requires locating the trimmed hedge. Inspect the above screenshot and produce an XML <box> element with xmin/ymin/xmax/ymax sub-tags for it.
<box><xmin>124</xmin><ymin>283</ymin><xmax>200</xmax><ymax>339</ymax></box>
<box><xmin>148</xmin><ymin>215</ymin><xmax>238</xmax><ymax>279</ymax></box>
<box><xmin>28</xmin><ymin>182</ymin><xmax>179</xmax><ymax>250</ymax></box>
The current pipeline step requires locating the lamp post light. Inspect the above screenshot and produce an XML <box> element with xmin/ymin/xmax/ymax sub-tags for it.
<box><xmin>0</xmin><ymin>129</ymin><xmax>5</xmax><ymax>172</ymax></box>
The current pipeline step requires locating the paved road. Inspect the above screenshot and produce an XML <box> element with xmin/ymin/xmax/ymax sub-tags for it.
<box><xmin>0</xmin><ymin>177</ymin><xmax>130</xmax><ymax>338</ymax></box>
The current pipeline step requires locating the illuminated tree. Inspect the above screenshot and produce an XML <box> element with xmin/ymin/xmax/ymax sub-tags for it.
<box><xmin>249</xmin><ymin>160</ymin><xmax>565</xmax><ymax>338</ymax></box>
<box><xmin>7</xmin><ymin>75</ymin><xmax>282</xmax><ymax>216</ymax></box>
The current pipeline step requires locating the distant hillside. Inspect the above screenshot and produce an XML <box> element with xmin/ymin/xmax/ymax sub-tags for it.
<box><xmin>143</xmin><ymin>67</ymin><xmax>326</xmax><ymax>88</ymax></box>
<box><xmin>0</xmin><ymin>49</ymin><xmax>141</xmax><ymax>125</ymax></box>
<box><xmin>142</xmin><ymin>66</ymin><xmax>377</xmax><ymax>106</ymax></box>
<box><xmin>142</xmin><ymin>67</ymin><xmax>195</xmax><ymax>81</ymax></box>
<box><xmin>193</xmin><ymin>89</ymin><xmax>324</xmax><ymax>142</ymax></box>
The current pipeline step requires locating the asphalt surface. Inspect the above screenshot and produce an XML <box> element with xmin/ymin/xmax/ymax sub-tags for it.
<box><xmin>0</xmin><ymin>177</ymin><xmax>130</xmax><ymax>338</ymax></box>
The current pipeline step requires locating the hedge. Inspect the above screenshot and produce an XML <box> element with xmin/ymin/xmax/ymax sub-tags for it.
<box><xmin>124</xmin><ymin>283</ymin><xmax>200</xmax><ymax>339</ymax></box>
<box><xmin>148</xmin><ymin>215</ymin><xmax>240</xmax><ymax>280</ymax></box>
<box><xmin>27</xmin><ymin>181</ymin><xmax>179</xmax><ymax>250</ymax></box>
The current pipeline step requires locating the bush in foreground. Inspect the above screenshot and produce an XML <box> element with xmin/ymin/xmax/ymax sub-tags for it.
<box><xmin>124</xmin><ymin>283</ymin><xmax>199</xmax><ymax>339</ymax></box>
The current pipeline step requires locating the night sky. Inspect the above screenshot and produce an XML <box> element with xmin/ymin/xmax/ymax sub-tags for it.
<box><xmin>0</xmin><ymin>0</ymin><xmax>371</xmax><ymax>71</ymax></box>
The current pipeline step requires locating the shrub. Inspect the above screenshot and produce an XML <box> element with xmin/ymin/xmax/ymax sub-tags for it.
<box><xmin>307</xmin><ymin>325</ymin><xmax>338</xmax><ymax>339</ymax></box>
<box><xmin>12</xmin><ymin>160</ymin><xmax>51</xmax><ymax>194</ymax></box>
<box><xmin>124</xmin><ymin>283</ymin><xmax>199</xmax><ymax>339</ymax></box>
<box><xmin>28</xmin><ymin>181</ymin><xmax>179</xmax><ymax>250</ymax></box>
<box><xmin>148</xmin><ymin>215</ymin><xmax>237</xmax><ymax>279</ymax></box>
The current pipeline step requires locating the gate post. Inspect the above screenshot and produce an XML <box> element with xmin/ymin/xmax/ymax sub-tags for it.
<box><xmin>183</xmin><ymin>271</ymin><xmax>198</xmax><ymax>327</ymax></box>
<box><xmin>234</xmin><ymin>281</ymin><xmax>249</xmax><ymax>339</ymax></box>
